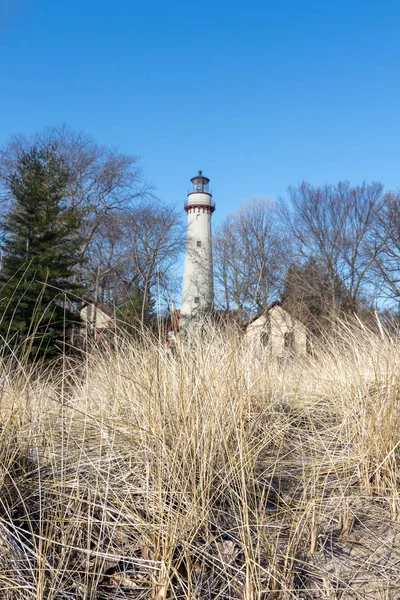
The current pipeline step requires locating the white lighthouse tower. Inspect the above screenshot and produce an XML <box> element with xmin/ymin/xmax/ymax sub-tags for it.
<box><xmin>181</xmin><ymin>170</ymin><xmax>215</xmax><ymax>329</ymax></box>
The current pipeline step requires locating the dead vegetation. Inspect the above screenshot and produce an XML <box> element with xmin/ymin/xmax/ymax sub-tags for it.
<box><xmin>0</xmin><ymin>322</ymin><xmax>400</xmax><ymax>598</ymax></box>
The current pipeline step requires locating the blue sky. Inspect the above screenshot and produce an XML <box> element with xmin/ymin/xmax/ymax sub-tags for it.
<box><xmin>1</xmin><ymin>0</ymin><xmax>400</xmax><ymax>226</ymax></box>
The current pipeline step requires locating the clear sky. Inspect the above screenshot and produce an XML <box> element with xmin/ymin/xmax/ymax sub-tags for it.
<box><xmin>1</xmin><ymin>0</ymin><xmax>400</xmax><ymax>225</ymax></box>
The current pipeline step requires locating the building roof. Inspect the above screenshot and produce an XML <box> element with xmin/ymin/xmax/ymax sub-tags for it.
<box><xmin>243</xmin><ymin>300</ymin><xmax>304</xmax><ymax>329</ymax></box>
<box><xmin>81</xmin><ymin>302</ymin><xmax>114</xmax><ymax>318</ymax></box>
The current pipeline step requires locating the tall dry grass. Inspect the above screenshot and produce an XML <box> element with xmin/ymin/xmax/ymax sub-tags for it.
<box><xmin>0</xmin><ymin>321</ymin><xmax>400</xmax><ymax>598</ymax></box>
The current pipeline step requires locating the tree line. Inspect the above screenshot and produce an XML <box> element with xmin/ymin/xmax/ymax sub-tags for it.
<box><xmin>0</xmin><ymin>126</ymin><xmax>184</xmax><ymax>357</ymax></box>
<box><xmin>0</xmin><ymin>125</ymin><xmax>399</xmax><ymax>357</ymax></box>
<box><xmin>213</xmin><ymin>183</ymin><xmax>400</xmax><ymax>331</ymax></box>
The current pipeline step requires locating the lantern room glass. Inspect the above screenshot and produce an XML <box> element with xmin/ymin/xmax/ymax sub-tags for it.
<box><xmin>191</xmin><ymin>178</ymin><xmax>209</xmax><ymax>194</ymax></box>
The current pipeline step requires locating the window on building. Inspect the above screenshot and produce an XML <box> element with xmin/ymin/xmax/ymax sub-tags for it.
<box><xmin>194</xmin><ymin>297</ymin><xmax>200</xmax><ymax>304</ymax></box>
<box><xmin>197</xmin><ymin>240</ymin><xmax>202</xmax><ymax>247</ymax></box>
<box><xmin>261</xmin><ymin>328</ymin><xmax>270</xmax><ymax>347</ymax></box>
<box><xmin>284</xmin><ymin>330</ymin><xmax>295</xmax><ymax>353</ymax></box>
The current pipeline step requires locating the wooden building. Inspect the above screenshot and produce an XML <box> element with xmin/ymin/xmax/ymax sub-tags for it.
<box><xmin>244</xmin><ymin>301</ymin><xmax>307</xmax><ymax>358</ymax></box>
<box><xmin>80</xmin><ymin>302</ymin><xmax>115</xmax><ymax>342</ymax></box>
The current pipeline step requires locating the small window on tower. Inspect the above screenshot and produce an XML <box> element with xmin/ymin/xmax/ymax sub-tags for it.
<box><xmin>194</xmin><ymin>297</ymin><xmax>200</xmax><ymax>304</ymax></box>
<box><xmin>197</xmin><ymin>240</ymin><xmax>202</xmax><ymax>247</ymax></box>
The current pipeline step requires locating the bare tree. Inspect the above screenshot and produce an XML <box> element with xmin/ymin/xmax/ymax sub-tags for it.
<box><xmin>373</xmin><ymin>191</ymin><xmax>400</xmax><ymax>303</ymax></box>
<box><xmin>281</xmin><ymin>181</ymin><xmax>385</xmax><ymax>311</ymax></box>
<box><xmin>0</xmin><ymin>126</ymin><xmax>184</xmax><ymax>325</ymax></box>
<box><xmin>82</xmin><ymin>212</ymin><xmax>127</xmax><ymax>305</ymax></box>
<box><xmin>0</xmin><ymin>125</ymin><xmax>151</xmax><ymax>269</ymax></box>
<box><xmin>214</xmin><ymin>197</ymin><xmax>290</xmax><ymax>317</ymax></box>
<box><xmin>83</xmin><ymin>202</ymin><xmax>184</xmax><ymax>323</ymax></box>
<box><xmin>122</xmin><ymin>201</ymin><xmax>184</xmax><ymax>322</ymax></box>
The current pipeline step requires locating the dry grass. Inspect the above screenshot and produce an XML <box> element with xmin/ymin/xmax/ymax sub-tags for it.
<box><xmin>0</xmin><ymin>321</ymin><xmax>400</xmax><ymax>598</ymax></box>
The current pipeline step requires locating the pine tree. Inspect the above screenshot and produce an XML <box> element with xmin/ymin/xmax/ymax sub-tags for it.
<box><xmin>116</xmin><ymin>285</ymin><xmax>156</xmax><ymax>336</ymax></box>
<box><xmin>0</xmin><ymin>144</ymin><xmax>83</xmax><ymax>358</ymax></box>
<box><xmin>282</xmin><ymin>258</ymin><xmax>353</xmax><ymax>335</ymax></box>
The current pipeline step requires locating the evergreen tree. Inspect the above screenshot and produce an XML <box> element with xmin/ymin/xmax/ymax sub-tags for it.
<box><xmin>0</xmin><ymin>145</ymin><xmax>83</xmax><ymax>358</ymax></box>
<box><xmin>116</xmin><ymin>285</ymin><xmax>156</xmax><ymax>336</ymax></box>
<box><xmin>282</xmin><ymin>258</ymin><xmax>353</xmax><ymax>335</ymax></box>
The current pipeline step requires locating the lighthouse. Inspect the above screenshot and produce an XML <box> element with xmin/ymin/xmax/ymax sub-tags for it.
<box><xmin>181</xmin><ymin>171</ymin><xmax>215</xmax><ymax>329</ymax></box>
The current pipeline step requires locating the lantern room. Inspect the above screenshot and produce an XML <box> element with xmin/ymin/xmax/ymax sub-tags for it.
<box><xmin>190</xmin><ymin>170</ymin><xmax>210</xmax><ymax>194</ymax></box>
